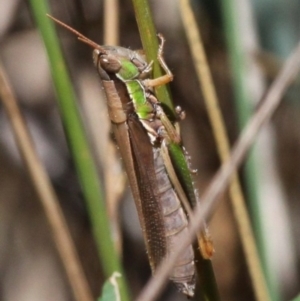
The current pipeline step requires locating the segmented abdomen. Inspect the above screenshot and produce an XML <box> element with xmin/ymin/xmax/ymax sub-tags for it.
<box><xmin>153</xmin><ymin>147</ymin><xmax>195</xmax><ymax>296</ymax></box>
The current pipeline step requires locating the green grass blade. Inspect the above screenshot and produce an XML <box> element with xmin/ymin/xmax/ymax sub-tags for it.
<box><xmin>131</xmin><ymin>0</ymin><xmax>175</xmax><ymax>117</ymax></box>
<box><xmin>168</xmin><ymin>142</ymin><xmax>198</xmax><ymax>208</ymax></box>
<box><xmin>28</xmin><ymin>1</ymin><xmax>130</xmax><ymax>300</ymax></box>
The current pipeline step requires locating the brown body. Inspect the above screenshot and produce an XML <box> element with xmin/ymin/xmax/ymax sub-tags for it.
<box><xmin>152</xmin><ymin>146</ymin><xmax>195</xmax><ymax>293</ymax></box>
<box><xmin>103</xmin><ymin>78</ymin><xmax>195</xmax><ymax>296</ymax></box>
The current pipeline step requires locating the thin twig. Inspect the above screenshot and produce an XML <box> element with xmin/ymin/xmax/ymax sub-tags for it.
<box><xmin>104</xmin><ymin>0</ymin><xmax>119</xmax><ymax>45</ymax></box>
<box><xmin>135</xmin><ymin>39</ymin><xmax>300</xmax><ymax>301</ymax></box>
<box><xmin>103</xmin><ymin>0</ymin><xmax>126</xmax><ymax>255</ymax></box>
<box><xmin>0</xmin><ymin>61</ymin><xmax>94</xmax><ymax>301</ymax></box>
<box><xmin>179</xmin><ymin>1</ymin><xmax>271</xmax><ymax>301</ymax></box>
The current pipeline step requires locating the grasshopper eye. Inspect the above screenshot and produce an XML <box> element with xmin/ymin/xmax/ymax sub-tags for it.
<box><xmin>99</xmin><ymin>54</ymin><xmax>122</xmax><ymax>73</ymax></box>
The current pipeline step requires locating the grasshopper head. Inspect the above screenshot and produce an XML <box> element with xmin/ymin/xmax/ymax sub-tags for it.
<box><xmin>93</xmin><ymin>47</ymin><xmax>143</xmax><ymax>81</ymax></box>
<box><xmin>47</xmin><ymin>15</ymin><xmax>145</xmax><ymax>81</ymax></box>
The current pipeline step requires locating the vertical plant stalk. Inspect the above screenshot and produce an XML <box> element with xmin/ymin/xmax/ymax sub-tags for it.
<box><xmin>179</xmin><ymin>1</ymin><xmax>271</xmax><ymax>301</ymax></box>
<box><xmin>131</xmin><ymin>0</ymin><xmax>219</xmax><ymax>300</ymax></box>
<box><xmin>0</xmin><ymin>62</ymin><xmax>93</xmax><ymax>301</ymax></box>
<box><xmin>104</xmin><ymin>0</ymin><xmax>119</xmax><ymax>45</ymax></box>
<box><xmin>29</xmin><ymin>1</ymin><xmax>130</xmax><ymax>301</ymax></box>
<box><xmin>131</xmin><ymin>0</ymin><xmax>174</xmax><ymax>114</ymax></box>
<box><xmin>136</xmin><ymin>39</ymin><xmax>300</xmax><ymax>301</ymax></box>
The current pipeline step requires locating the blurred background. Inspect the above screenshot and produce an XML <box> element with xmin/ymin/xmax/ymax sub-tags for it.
<box><xmin>0</xmin><ymin>0</ymin><xmax>300</xmax><ymax>300</ymax></box>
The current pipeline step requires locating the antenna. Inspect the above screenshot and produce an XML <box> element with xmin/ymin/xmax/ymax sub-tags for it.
<box><xmin>46</xmin><ymin>14</ymin><xmax>106</xmax><ymax>53</ymax></box>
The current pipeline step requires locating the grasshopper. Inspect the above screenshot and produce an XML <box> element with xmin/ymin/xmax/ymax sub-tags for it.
<box><xmin>48</xmin><ymin>15</ymin><xmax>213</xmax><ymax>297</ymax></box>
